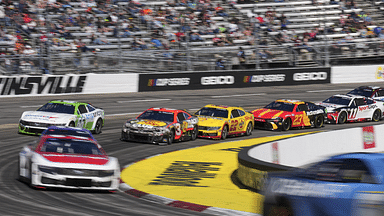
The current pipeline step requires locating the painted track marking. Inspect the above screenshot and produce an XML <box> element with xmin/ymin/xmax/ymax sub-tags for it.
<box><xmin>117</xmin><ymin>99</ymin><xmax>171</xmax><ymax>103</ymax></box>
<box><xmin>211</xmin><ymin>93</ymin><xmax>266</xmax><ymax>98</ymax></box>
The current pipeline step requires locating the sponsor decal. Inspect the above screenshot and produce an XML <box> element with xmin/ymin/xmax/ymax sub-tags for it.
<box><xmin>149</xmin><ymin>161</ymin><xmax>222</xmax><ymax>187</ymax></box>
<box><xmin>0</xmin><ymin>75</ymin><xmax>86</xmax><ymax>95</ymax></box>
<box><xmin>293</xmin><ymin>72</ymin><xmax>327</xmax><ymax>81</ymax></box>
<box><xmin>243</xmin><ymin>74</ymin><xmax>285</xmax><ymax>83</ymax></box>
<box><xmin>137</xmin><ymin>120</ymin><xmax>167</xmax><ymax>127</ymax></box>
<box><xmin>306</xmin><ymin>109</ymin><xmax>324</xmax><ymax>115</ymax></box>
<box><xmin>272</xmin><ymin>142</ymin><xmax>279</xmax><ymax>164</ymax></box>
<box><xmin>363</xmin><ymin>126</ymin><xmax>375</xmax><ymax>149</ymax></box>
<box><xmin>375</xmin><ymin>66</ymin><xmax>384</xmax><ymax>80</ymax></box>
<box><xmin>201</xmin><ymin>76</ymin><xmax>235</xmax><ymax>85</ymax></box>
<box><xmin>270</xmin><ymin>178</ymin><xmax>351</xmax><ymax>197</ymax></box>
<box><xmin>220</xmin><ymin>146</ymin><xmax>246</xmax><ymax>152</ymax></box>
<box><xmin>147</xmin><ymin>78</ymin><xmax>190</xmax><ymax>87</ymax></box>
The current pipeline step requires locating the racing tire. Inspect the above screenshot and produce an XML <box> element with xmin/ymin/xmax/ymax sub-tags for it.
<box><xmin>191</xmin><ymin>126</ymin><xmax>198</xmax><ymax>141</ymax></box>
<box><xmin>337</xmin><ymin>112</ymin><xmax>347</xmax><ymax>124</ymax></box>
<box><xmin>17</xmin><ymin>156</ymin><xmax>22</xmax><ymax>182</ymax></box>
<box><xmin>372</xmin><ymin>109</ymin><xmax>381</xmax><ymax>122</ymax></box>
<box><xmin>245</xmin><ymin>122</ymin><xmax>253</xmax><ymax>136</ymax></box>
<box><xmin>69</xmin><ymin>121</ymin><xmax>75</xmax><ymax>127</ymax></box>
<box><xmin>314</xmin><ymin>115</ymin><xmax>324</xmax><ymax>128</ymax></box>
<box><xmin>120</xmin><ymin>131</ymin><xmax>127</xmax><ymax>141</ymax></box>
<box><xmin>281</xmin><ymin>118</ymin><xmax>291</xmax><ymax>131</ymax></box>
<box><xmin>221</xmin><ymin>126</ymin><xmax>228</xmax><ymax>140</ymax></box>
<box><xmin>166</xmin><ymin>130</ymin><xmax>174</xmax><ymax>145</ymax></box>
<box><xmin>93</xmin><ymin>118</ymin><xmax>103</xmax><ymax>134</ymax></box>
<box><xmin>264</xmin><ymin>203</ymin><xmax>293</xmax><ymax>216</ymax></box>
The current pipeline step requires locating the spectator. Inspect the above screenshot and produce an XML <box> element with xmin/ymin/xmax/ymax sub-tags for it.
<box><xmin>150</xmin><ymin>37</ymin><xmax>163</xmax><ymax>49</ymax></box>
<box><xmin>237</xmin><ymin>47</ymin><xmax>246</xmax><ymax>68</ymax></box>
<box><xmin>215</xmin><ymin>58</ymin><xmax>226</xmax><ymax>70</ymax></box>
<box><xmin>215</xmin><ymin>4</ymin><xmax>228</xmax><ymax>17</ymax></box>
<box><xmin>23</xmin><ymin>45</ymin><xmax>36</xmax><ymax>55</ymax></box>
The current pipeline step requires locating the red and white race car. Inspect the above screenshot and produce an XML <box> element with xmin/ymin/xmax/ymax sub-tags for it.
<box><xmin>18</xmin><ymin>134</ymin><xmax>120</xmax><ymax>190</ymax></box>
<box><xmin>317</xmin><ymin>94</ymin><xmax>384</xmax><ymax>124</ymax></box>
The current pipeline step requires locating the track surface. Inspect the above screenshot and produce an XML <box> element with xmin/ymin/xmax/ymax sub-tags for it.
<box><xmin>1</xmin><ymin>83</ymin><xmax>383</xmax><ymax>216</ymax></box>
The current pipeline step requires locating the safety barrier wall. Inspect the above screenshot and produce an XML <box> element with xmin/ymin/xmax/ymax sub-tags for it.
<box><xmin>238</xmin><ymin>125</ymin><xmax>383</xmax><ymax>190</ymax></box>
<box><xmin>138</xmin><ymin>67</ymin><xmax>331</xmax><ymax>92</ymax></box>
<box><xmin>331</xmin><ymin>64</ymin><xmax>384</xmax><ymax>84</ymax></box>
<box><xmin>0</xmin><ymin>73</ymin><xmax>139</xmax><ymax>97</ymax></box>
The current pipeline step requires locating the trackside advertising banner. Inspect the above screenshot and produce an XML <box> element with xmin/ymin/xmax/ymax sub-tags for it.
<box><xmin>138</xmin><ymin>67</ymin><xmax>331</xmax><ymax>92</ymax></box>
<box><xmin>0</xmin><ymin>73</ymin><xmax>138</xmax><ymax>97</ymax></box>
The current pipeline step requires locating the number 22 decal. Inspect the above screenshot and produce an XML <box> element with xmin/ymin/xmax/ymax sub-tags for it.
<box><xmin>230</xmin><ymin>120</ymin><xmax>238</xmax><ymax>131</ymax></box>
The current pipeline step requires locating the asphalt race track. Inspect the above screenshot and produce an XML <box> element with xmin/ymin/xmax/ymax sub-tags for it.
<box><xmin>1</xmin><ymin>83</ymin><xmax>383</xmax><ymax>216</ymax></box>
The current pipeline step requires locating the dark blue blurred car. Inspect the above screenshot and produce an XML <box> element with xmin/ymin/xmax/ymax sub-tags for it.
<box><xmin>263</xmin><ymin>153</ymin><xmax>384</xmax><ymax>216</ymax></box>
<box><xmin>41</xmin><ymin>126</ymin><xmax>96</xmax><ymax>140</ymax></box>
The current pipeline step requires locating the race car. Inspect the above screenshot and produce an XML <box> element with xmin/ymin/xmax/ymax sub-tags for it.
<box><xmin>194</xmin><ymin>104</ymin><xmax>254</xmax><ymax>139</ymax></box>
<box><xmin>18</xmin><ymin>100</ymin><xmax>104</xmax><ymax>135</ymax></box>
<box><xmin>120</xmin><ymin>107</ymin><xmax>198</xmax><ymax>145</ymax></box>
<box><xmin>317</xmin><ymin>94</ymin><xmax>384</xmax><ymax>124</ymax></box>
<box><xmin>41</xmin><ymin>126</ymin><xmax>96</xmax><ymax>141</ymax></box>
<box><xmin>251</xmin><ymin>100</ymin><xmax>326</xmax><ymax>131</ymax></box>
<box><xmin>347</xmin><ymin>86</ymin><xmax>384</xmax><ymax>101</ymax></box>
<box><xmin>263</xmin><ymin>152</ymin><xmax>384</xmax><ymax>216</ymax></box>
<box><xmin>18</xmin><ymin>134</ymin><xmax>120</xmax><ymax>190</ymax></box>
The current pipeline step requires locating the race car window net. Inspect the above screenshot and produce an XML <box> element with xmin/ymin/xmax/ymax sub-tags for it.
<box><xmin>177</xmin><ymin>112</ymin><xmax>186</xmax><ymax>122</ymax></box>
<box><xmin>78</xmin><ymin>105</ymin><xmax>88</xmax><ymax>114</ymax></box>
<box><xmin>264</xmin><ymin>101</ymin><xmax>295</xmax><ymax>112</ymax></box>
<box><xmin>355</xmin><ymin>98</ymin><xmax>366</xmax><ymax>106</ymax></box>
<box><xmin>302</xmin><ymin>159</ymin><xmax>376</xmax><ymax>184</ymax></box>
<box><xmin>37</xmin><ymin>103</ymin><xmax>75</xmax><ymax>114</ymax></box>
<box><xmin>323</xmin><ymin>96</ymin><xmax>351</xmax><ymax>106</ymax></box>
<box><xmin>296</xmin><ymin>104</ymin><xmax>309</xmax><ymax>112</ymax></box>
<box><xmin>195</xmin><ymin>107</ymin><xmax>229</xmax><ymax>118</ymax></box>
<box><xmin>231</xmin><ymin>110</ymin><xmax>240</xmax><ymax>118</ymax></box>
<box><xmin>138</xmin><ymin>110</ymin><xmax>174</xmax><ymax>122</ymax></box>
<box><xmin>377</xmin><ymin>90</ymin><xmax>384</xmax><ymax>97</ymax></box>
<box><xmin>40</xmin><ymin>138</ymin><xmax>105</xmax><ymax>155</ymax></box>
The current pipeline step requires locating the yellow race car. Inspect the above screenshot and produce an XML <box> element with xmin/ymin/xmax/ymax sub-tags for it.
<box><xmin>194</xmin><ymin>104</ymin><xmax>254</xmax><ymax>139</ymax></box>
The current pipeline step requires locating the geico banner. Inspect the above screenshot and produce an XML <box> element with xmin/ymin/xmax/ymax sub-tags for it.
<box><xmin>138</xmin><ymin>68</ymin><xmax>331</xmax><ymax>91</ymax></box>
<box><xmin>0</xmin><ymin>73</ymin><xmax>138</xmax><ymax>97</ymax></box>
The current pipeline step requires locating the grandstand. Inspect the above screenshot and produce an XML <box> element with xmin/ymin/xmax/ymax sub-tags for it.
<box><xmin>0</xmin><ymin>0</ymin><xmax>383</xmax><ymax>74</ymax></box>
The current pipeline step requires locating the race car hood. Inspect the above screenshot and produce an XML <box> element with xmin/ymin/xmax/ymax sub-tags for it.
<box><xmin>38</xmin><ymin>152</ymin><xmax>110</xmax><ymax>165</ymax></box>
<box><xmin>197</xmin><ymin>116</ymin><xmax>226</xmax><ymax>127</ymax></box>
<box><xmin>252</xmin><ymin>108</ymin><xmax>289</xmax><ymax>119</ymax></box>
<box><xmin>21</xmin><ymin>111</ymin><xmax>72</xmax><ymax>123</ymax></box>
<box><xmin>127</xmin><ymin>119</ymin><xmax>171</xmax><ymax>129</ymax></box>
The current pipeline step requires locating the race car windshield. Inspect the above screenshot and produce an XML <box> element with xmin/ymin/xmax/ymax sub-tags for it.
<box><xmin>264</xmin><ymin>102</ymin><xmax>295</xmax><ymax>112</ymax></box>
<box><xmin>347</xmin><ymin>89</ymin><xmax>372</xmax><ymax>97</ymax></box>
<box><xmin>323</xmin><ymin>96</ymin><xmax>351</xmax><ymax>105</ymax></box>
<box><xmin>138</xmin><ymin>110</ymin><xmax>174</xmax><ymax>122</ymax></box>
<box><xmin>195</xmin><ymin>107</ymin><xmax>229</xmax><ymax>118</ymax></box>
<box><xmin>44</xmin><ymin>129</ymin><xmax>93</xmax><ymax>139</ymax></box>
<box><xmin>37</xmin><ymin>103</ymin><xmax>75</xmax><ymax>114</ymax></box>
<box><xmin>40</xmin><ymin>138</ymin><xmax>105</xmax><ymax>155</ymax></box>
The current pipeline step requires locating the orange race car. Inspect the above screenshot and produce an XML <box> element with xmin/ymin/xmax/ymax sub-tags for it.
<box><xmin>251</xmin><ymin>99</ymin><xmax>326</xmax><ymax>131</ymax></box>
<box><xmin>121</xmin><ymin>107</ymin><xmax>198</xmax><ymax>145</ymax></box>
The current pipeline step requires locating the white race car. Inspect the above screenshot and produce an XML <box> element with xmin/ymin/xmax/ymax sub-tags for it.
<box><xmin>317</xmin><ymin>94</ymin><xmax>384</xmax><ymax>124</ymax></box>
<box><xmin>18</xmin><ymin>134</ymin><xmax>120</xmax><ymax>190</ymax></box>
<box><xmin>19</xmin><ymin>100</ymin><xmax>104</xmax><ymax>135</ymax></box>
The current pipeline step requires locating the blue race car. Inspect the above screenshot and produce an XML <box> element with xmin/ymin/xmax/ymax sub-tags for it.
<box><xmin>262</xmin><ymin>152</ymin><xmax>384</xmax><ymax>216</ymax></box>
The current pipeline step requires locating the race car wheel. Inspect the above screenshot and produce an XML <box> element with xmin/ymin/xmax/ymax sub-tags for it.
<box><xmin>337</xmin><ymin>112</ymin><xmax>347</xmax><ymax>124</ymax></box>
<box><xmin>314</xmin><ymin>115</ymin><xmax>324</xmax><ymax>128</ymax></box>
<box><xmin>166</xmin><ymin>130</ymin><xmax>174</xmax><ymax>145</ymax></box>
<box><xmin>245</xmin><ymin>122</ymin><xmax>253</xmax><ymax>136</ymax></box>
<box><xmin>69</xmin><ymin>121</ymin><xmax>75</xmax><ymax>127</ymax></box>
<box><xmin>120</xmin><ymin>131</ymin><xmax>127</xmax><ymax>141</ymax></box>
<box><xmin>221</xmin><ymin>126</ymin><xmax>228</xmax><ymax>140</ymax></box>
<box><xmin>372</xmin><ymin>109</ymin><xmax>381</xmax><ymax>122</ymax></box>
<box><xmin>93</xmin><ymin>118</ymin><xmax>103</xmax><ymax>134</ymax></box>
<box><xmin>191</xmin><ymin>126</ymin><xmax>198</xmax><ymax>141</ymax></box>
<box><xmin>281</xmin><ymin>118</ymin><xmax>291</xmax><ymax>131</ymax></box>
